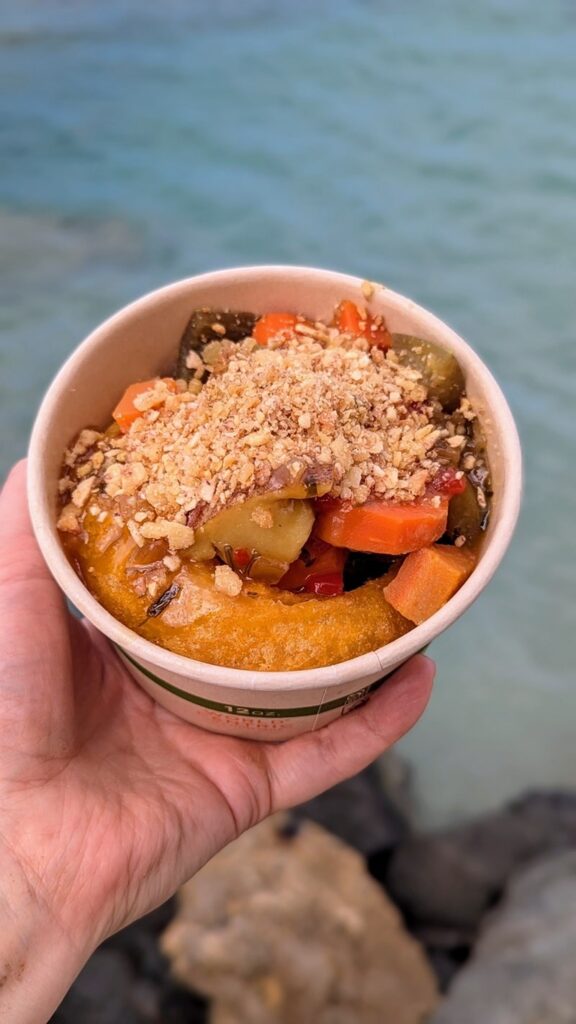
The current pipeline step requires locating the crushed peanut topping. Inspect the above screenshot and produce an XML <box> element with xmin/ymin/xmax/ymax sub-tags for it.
<box><xmin>58</xmin><ymin>324</ymin><xmax>465</xmax><ymax>545</ymax></box>
<box><xmin>163</xmin><ymin>554</ymin><xmax>182</xmax><ymax>572</ymax></box>
<box><xmin>214</xmin><ymin>564</ymin><xmax>243</xmax><ymax>596</ymax></box>
<box><xmin>71</xmin><ymin>476</ymin><xmax>95</xmax><ymax>509</ymax></box>
<box><xmin>132</xmin><ymin>379</ymin><xmax>176</xmax><ymax>413</ymax></box>
<box><xmin>57</xmin><ymin>504</ymin><xmax>80</xmax><ymax>533</ymax></box>
<box><xmin>139</xmin><ymin>519</ymin><xmax>196</xmax><ymax>550</ymax></box>
<box><xmin>251</xmin><ymin>506</ymin><xmax>274</xmax><ymax>529</ymax></box>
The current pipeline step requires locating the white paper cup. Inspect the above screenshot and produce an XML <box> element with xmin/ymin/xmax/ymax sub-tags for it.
<box><xmin>28</xmin><ymin>266</ymin><xmax>522</xmax><ymax>740</ymax></box>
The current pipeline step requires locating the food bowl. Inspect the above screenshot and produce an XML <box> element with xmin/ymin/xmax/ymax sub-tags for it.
<box><xmin>27</xmin><ymin>266</ymin><xmax>522</xmax><ymax>740</ymax></box>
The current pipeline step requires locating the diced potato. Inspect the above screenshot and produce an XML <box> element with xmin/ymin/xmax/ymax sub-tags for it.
<box><xmin>183</xmin><ymin>532</ymin><xmax>217</xmax><ymax>562</ymax></box>
<box><xmin>200</xmin><ymin>495</ymin><xmax>314</xmax><ymax>566</ymax></box>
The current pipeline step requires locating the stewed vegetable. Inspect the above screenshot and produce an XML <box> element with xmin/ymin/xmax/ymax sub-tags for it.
<box><xmin>57</xmin><ymin>294</ymin><xmax>491</xmax><ymax>670</ymax></box>
<box><xmin>446</xmin><ymin>479</ymin><xmax>486</xmax><ymax>545</ymax></box>
<box><xmin>189</xmin><ymin>494</ymin><xmax>315</xmax><ymax>583</ymax></box>
<box><xmin>392</xmin><ymin>334</ymin><xmax>465</xmax><ymax>412</ymax></box>
<box><xmin>176</xmin><ymin>308</ymin><xmax>256</xmax><ymax>380</ymax></box>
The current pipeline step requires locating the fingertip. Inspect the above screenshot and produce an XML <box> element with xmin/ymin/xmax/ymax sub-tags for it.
<box><xmin>378</xmin><ymin>652</ymin><xmax>435</xmax><ymax>700</ymax></box>
<box><xmin>360</xmin><ymin>653</ymin><xmax>435</xmax><ymax>736</ymax></box>
<box><xmin>418</xmin><ymin>651</ymin><xmax>437</xmax><ymax>679</ymax></box>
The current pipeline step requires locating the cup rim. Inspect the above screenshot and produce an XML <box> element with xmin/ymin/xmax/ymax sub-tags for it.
<box><xmin>28</xmin><ymin>264</ymin><xmax>522</xmax><ymax>692</ymax></box>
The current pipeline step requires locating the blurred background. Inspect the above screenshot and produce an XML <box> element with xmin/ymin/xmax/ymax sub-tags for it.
<box><xmin>2</xmin><ymin>0</ymin><xmax>574</xmax><ymax>828</ymax></box>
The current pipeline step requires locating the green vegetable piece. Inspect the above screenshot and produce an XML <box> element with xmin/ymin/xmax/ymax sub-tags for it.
<box><xmin>392</xmin><ymin>334</ymin><xmax>465</xmax><ymax>412</ymax></box>
<box><xmin>176</xmin><ymin>308</ymin><xmax>257</xmax><ymax>380</ymax></box>
<box><xmin>446</xmin><ymin>480</ymin><xmax>484</xmax><ymax>545</ymax></box>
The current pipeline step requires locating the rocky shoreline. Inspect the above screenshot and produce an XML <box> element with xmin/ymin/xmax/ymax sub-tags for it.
<box><xmin>50</xmin><ymin>761</ymin><xmax>576</xmax><ymax>1024</ymax></box>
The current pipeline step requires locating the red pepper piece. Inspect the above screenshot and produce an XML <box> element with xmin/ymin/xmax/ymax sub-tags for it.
<box><xmin>233</xmin><ymin>548</ymin><xmax>252</xmax><ymax>569</ymax></box>
<box><xmin>313</xmin><ymin>494</ymin><xmax>346</xmax><ymax>514</ymax></box>
<box><xmin>430</xmin><ymin>467</ymin><xmax>467</xmax><ymax>497</ymax></box>
<box><xmin>308</xmin><ymin>572</ymin><xmax>345</xmax><ymax>596</ymax></box>
<box><xmin>280</xmin><ymin>538</ymin><xmax>346</xmax><ymax>594</ymax></box>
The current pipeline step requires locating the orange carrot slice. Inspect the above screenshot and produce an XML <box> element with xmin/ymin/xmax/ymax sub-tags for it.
<box><xmin>384</xmin><ymin>543</ymin><xmax>476</xmax><ymax>623</ymax></box>
<box><xmin>334</xmin><ymin>299</ymin><xmax>392</xmax><ymax>349</ymax></box>
<box><xmin>316</xmin><ymin>498</ymin><xmax>449</xmax><ymax>555</ymax></box>
<box><xmin>253</xmin><ymin>312</ymin><xmax>301</xmax><ymax>346</ymax></box>
<box><xmin>112</xmin><ymin>378</ymin><xmax>177</xmax><ymax>433</ymax></box>
<box><xmin>335</xmin><ymin>299</ymin><xmax>365</xmax><ymax>335</ymax></box>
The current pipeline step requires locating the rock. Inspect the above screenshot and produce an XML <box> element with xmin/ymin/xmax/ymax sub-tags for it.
<box><xmin>51</xmin><ymin>896</ymin><xmax>208</xmax><ymax>1024</ymax></box>
<box><xmin>130</xmin><ymin>978</ymin><xmax>161</xmax><ymax>1021</ymax></box>
<box><xmin>375</xmin><ymin>750</ymin><xmax>416</xmax><ymax>825</ymax></box>
<box><xmin>386</xmin><ymin>790</ymin><xmax>576</xmax><ymax>935</ymax></box>
<box><xmin>159</xmin><ymin>986</ymin><xmax>209</xmax><ymax>1024</ymax></box>
<box><xmin>424</xmin><ymin>949</ymin><xmax>465</xmax><ymax>993</ymax></box>
<box><xmin>51</xmin><ymin>949</ymin><xmax>140</xmax><ymax>1024</ymax></box>
<box><xmin>161</xmin><ymin>816</ymin><xmax>438</xmax><ymax>1024</ymax></box>
<box><xmin>297</xmin><ymin>762</ymin><xmax>409</xmax><ymax>856</ymax></box>
<box><xmin>108</xmin><ymin>924</ymin><xmax>169</xmax><ymax>984</ymax></box>
<box><xmin>431</xmin><ymin>851</ymin><xmax>576</xmax><ymax>1023</ymax></box>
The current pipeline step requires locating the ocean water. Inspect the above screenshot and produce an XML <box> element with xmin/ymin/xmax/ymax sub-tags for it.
<box><xmin>1</xmin><ymin>0</ymin><xmax>574</xmax><ymax>826</ymax></box>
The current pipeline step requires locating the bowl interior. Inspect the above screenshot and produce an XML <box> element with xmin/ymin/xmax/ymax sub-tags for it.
<box><xmin>29</xmin><ymin>266</ymin><xmax>521</xmax><ymax>689</ymax></box>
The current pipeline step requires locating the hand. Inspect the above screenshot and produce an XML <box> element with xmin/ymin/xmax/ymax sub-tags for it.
<box><xmin>0</xmin><ymin>460</ymin><xmax>434</xmax><ymax>1022</ymax></box>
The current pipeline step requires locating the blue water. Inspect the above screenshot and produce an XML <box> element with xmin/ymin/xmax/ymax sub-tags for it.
<box><xmin>1</xmin><ymin>0</ymin><xmax>575</xmax><ymax>825</ymax></box>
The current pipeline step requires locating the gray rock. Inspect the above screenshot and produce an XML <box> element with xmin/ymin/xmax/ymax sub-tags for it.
<box><xmin>130</xmin><ymin>978</ymin><xmax>161</xmax><ymax>1021</ymax></box>
<box><xmin>432</xmin><ymin>850</ymin><xmax>576</xmax><ymax>1024</ymax></box>
<box><xmin>159</xmin><ymin>986</ymin><xmax>209</xmax><ymax>1023</ymax></box>
<box><xmin>51</xmin><ymin>949</ymin><xmax>140</xmax><ymax>1024</ymax></box>
<box><xmin>108</xmin><ymin>924</ymin><xmax>169</xmax><ymax>984</ymax></box>
<box><xmin>161</xmin><ymin>815</ymin><xmax>438</xmax><ymax>1024</ymax></box>
<box><xmin>297</xmin><ymin>762</ymin><xmax>409</xmax><ymax>856</ymax></box>
<box><xmin>51</xmin><ymin>897</ymin><xmax>209</xmax><ymax>1024</ymax></box>
<box><xmin>375</xmin><ymin>750</ymin><xmax>416</xmax><ymax>825</ymax></box>
<box><xmin>386</xmin><ymin>790</ymin><xmax>576</xmax><ymax>933</ymax></box>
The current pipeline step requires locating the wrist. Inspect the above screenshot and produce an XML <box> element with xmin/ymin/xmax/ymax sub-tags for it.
<box><xmin>0</xmin><ymin>843</ymin><xmax>94</xmax><ymax>1023</ymax></box>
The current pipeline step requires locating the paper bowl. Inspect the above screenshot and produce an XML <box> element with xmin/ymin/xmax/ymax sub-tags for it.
<box><xmin>28</xmin><ymin>266</ymin><xmax>522</xmax><ymax>740</ymax></box>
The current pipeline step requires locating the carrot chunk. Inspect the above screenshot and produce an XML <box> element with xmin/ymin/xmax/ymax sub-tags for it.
<box><xmin>334</xmin><ymin>299</ymin><xmax>392</xmax><ymax>349</ymax></box>
<box><xmin>316</xmin><ymin>498</ymin><xmax>449</xmax><ymax>556</ymax></box>
<box><xmin>112</xmin><ymin>378</ymin><xmax>177</xmax><ymax>433</ymax></box>
<box><xmin>335</xmin><ymin>299</ymin><xmax>365</xmax><ymax>336</ymax></box>
<box><xmin>253</xmin><ymin>313</ymin><xmax>300</xmax><ymax>346</ymax></box>
<box><xmin>383</xmin><ymin>544</ymin><xmax>476</xmax><ymax>624</ymax></box>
